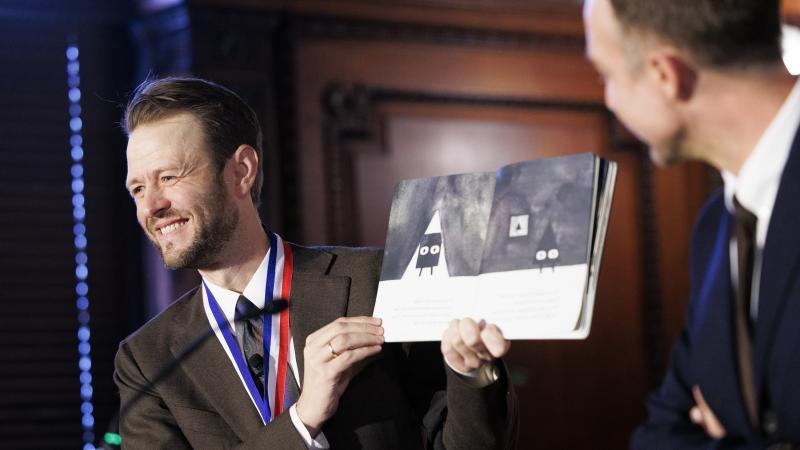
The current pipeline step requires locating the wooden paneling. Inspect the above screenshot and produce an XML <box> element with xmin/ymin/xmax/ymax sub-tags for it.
<box><xmin>784</xmin><ymin>0</ymin><xmax>800</xmax><ymax>25</ymax></box>
<box><xmin>288</xmin><ymin>18</ymin><xmax>655</xmax><ymax>448</ymax></box>
<box><xmin>353</xmin><ymin>104</ymin><xmax>609</xmax><ymax>246</ymax></box>
<box><xmin>295</xmin><ymin>35</ymin><xmax>599</xmax><ymax>244</ymax></box>
<box><xmin>651</xmin><ymin>163</ymin><xmax>715</xmax><ymax>360</ymax></box>
<box><xmin>348</xmin><ymin>102</ymin><xmax>649</xmax><ymax>448</ymax></box>
<box><xmin>191</xmin><ymin>0</ymin><xmax>585</xmax><ymax>36</ymax></box>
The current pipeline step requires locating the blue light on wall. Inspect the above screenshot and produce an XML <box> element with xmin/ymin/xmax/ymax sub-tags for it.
<box><xmin>67</xmin><ymin>42</ymin><xmax>96</xmax><ymax>450</ymax></box>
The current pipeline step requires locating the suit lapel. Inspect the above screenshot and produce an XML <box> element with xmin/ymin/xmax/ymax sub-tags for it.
<box><xmin>754</xmin><ymin>129</ymin><xmax>800</xmax><ymax>398</ymax></box>
<box><xmin>168</xmin><ymin>288</ymin><xmax>262</xmax><ymax>441</ymax></box>
<box><xmin>692</xmin><ymin>210</ymin><xmax>753</xmax><ymax>431</ymax></box>
<box><xmin>164</xmin><ymin>244</ymin><xmax>352</xmax><ymax>441</ymax></box>
<box><xmin>288</xmin><ymin>244</ymin><xmax>352</xmax><ymax>381</ymax></box>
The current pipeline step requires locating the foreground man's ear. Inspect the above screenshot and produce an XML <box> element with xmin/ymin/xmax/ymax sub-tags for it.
<box><xmin>646</xmin><ymin>49</ymin><xmax>698</xmax><ymax>103</ymax></box>
<box><xmin>230</xmin><ymin>144</ymin><xmax>259</xmax><ymax>200</ymax></box>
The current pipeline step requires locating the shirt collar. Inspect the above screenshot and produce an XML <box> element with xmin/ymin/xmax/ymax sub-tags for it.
<box><xmin>723</xmin><ymin>76</ymin><xmax>800</xmax><ymax>221</ymax></box>
<box><xmin>201</xmin><ymin>236</ymin><xmax>284</xmax><ymax>323</ymax></box>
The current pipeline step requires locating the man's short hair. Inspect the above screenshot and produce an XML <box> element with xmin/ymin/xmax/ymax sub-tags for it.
<box><xmin>609</xmin><ymin>0</ymin><xmax>783</xmax><ymax>69</ymax></box>
<box><xmin>123</xmin><ymin>77</ymin><xmax>264</xmax><ymax>207</ymax></box>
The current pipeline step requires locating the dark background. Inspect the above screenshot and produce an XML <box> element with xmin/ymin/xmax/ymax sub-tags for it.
<box><xmin>3</xmin><ymin>0</ymin><xmax>800</xmax><ymax>448</ymax></box>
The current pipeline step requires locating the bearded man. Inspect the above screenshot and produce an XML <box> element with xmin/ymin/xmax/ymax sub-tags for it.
<box><xmin>114</xmin><ymin>77</ymin><xmax>517</xmax><ymax>449</ymax></box>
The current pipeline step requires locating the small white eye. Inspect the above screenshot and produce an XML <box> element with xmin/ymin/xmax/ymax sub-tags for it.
<box><xmin>536</xmin><ymin>250</ymin><xmax>546</xmax><ymax>261</ymax></box>
<box><xmin>548</xmin><ymin>249</ymin><xmax>559</xmax><ymax>259</ymax></box>
<box><xmin>420</xmin><ymin>246</ymin><xmax>429</xmax><ymax>255</ymax></box>
<box><xmin>430</xmin><ymin>245</ymin><xmax>440</xmax><ymax>254</ymax></box>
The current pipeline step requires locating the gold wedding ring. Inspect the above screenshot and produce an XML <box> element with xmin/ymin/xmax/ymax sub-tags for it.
<box><xmin>328</xmin><ymin>341</ymin><xmax>340</xmax><ymax>358</ymax></box>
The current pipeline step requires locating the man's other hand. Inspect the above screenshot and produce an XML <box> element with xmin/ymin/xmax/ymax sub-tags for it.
<box><xmin>441</xmin><ymin>318</ymin><xmax>510</xmax><ymax>374</ymax></box>
<box><xmin>295</xmin><ymin>316</ymin><xmax>384</xmax><ymax>437</ymax></box>
<box><xmin>690</xmin><ymin>385</ymin><xmax>727</xmax><ymax>439</ymax></box>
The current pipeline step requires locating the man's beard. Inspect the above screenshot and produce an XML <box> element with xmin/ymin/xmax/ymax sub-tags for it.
<box><xmin>149</xmin><ymin>185</ymin><xmax>239</xmax><ymax>270</ymax></box>
<box><xmin>649</xmin><ymin>126</ymin><xmax>689</xmax><ymax>167</ymax></box>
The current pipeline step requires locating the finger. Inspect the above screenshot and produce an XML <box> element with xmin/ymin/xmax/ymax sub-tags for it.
<box><xmin>689</xmin><ymin>406</ymin><xmax>703</xmax><ymax>425</ymax></box>
<box><xmin>328</xmin><ymin>344</ymin><xmax>382</xmax><ymax>372</ymax></box>
<box><xmin>329</xmin><ymin>332</ymin><xmax>385</xmax><ymax>355</ymax></box>
<box><xmin>441</xmin><ymin>320</ymin><xmax>463</xmax><ymax>366</ymax></box>
<box><xmin>309</xmin><ymin>316</ymin><xmax>382</xmax><ymax>338</ymax></box>
<box><xmin>308</xmin><ymin>317</ymin><xmax>384</xmax><ymax>346</ymax></box>
<box><xmin>457</xmin><ymin>318</ymin><xmax>492</xmax><ymax>360</ymax></box>
<box><xmin>692</xmin><ymin>386</ymin><xmax>726</xmax><ymax>439</ymax></box>
<box><xmin>448</xmin><ymin>331</ymin><xmax>483</xmax><ymax>370</ymax></box>
<box><xmin>480</xmin><ymin>324</ymin><xmax>510</xmax><ymax>358</ymax></box>
<box><xmin>440</xmin><ymin>319</ymin><xmax>460</xmax><ymax>358</ymax></box>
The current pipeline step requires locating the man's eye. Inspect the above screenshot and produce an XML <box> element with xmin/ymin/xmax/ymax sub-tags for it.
<box><xmin>130</xmin><ymin>186</ymin><xmax>143</xmax><ymax>196</ymax></box>
<box><xmin>161</xmin><ymin>176</ymin><xmax>177</xmax><ymax>183</ymax></box>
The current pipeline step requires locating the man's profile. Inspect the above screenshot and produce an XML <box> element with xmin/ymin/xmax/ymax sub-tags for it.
<box><xmin>584</xmin><ymin>0</ymin><xmax>800</xmax><ymax>447</ymax></box>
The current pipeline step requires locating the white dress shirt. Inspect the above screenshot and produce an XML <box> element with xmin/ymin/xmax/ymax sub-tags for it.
<box><xmin>201</xmin><ymin>235</ymin><xmax>330</xmax><ymax>449</ymax></box>
<box><xmin>722</xmin><ymin>77</ymin><xmax>800</xmax><ymax>320</ymax></box>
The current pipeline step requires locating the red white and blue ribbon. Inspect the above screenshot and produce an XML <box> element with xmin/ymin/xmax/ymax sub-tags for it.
<box><xmin>203</xmin><ymin>230</ymin><xmax>294</xmax><ymax>424</ymax></box>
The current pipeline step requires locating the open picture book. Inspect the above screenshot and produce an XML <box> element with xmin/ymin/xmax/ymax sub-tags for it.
<box><xmin>372</xmin><ymin>152</ymin><xmax>617</xmax><ymax>341</ymax></box>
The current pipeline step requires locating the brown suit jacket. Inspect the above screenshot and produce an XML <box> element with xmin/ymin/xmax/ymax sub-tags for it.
<box><xmin>115</xmin><ymin>245</ymin><xmax>517</xmax><ymax>449</ymax></box>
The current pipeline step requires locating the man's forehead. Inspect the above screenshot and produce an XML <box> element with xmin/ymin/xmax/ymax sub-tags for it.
<box><xmin>583</xmin><ymin>0</ymin><xmax>628</xmax><ymax>59</ymax></box>
<box><xmin>125</xmin><ymin>114</ymin><xmax>202</xmax><ymax>183</ymax></box>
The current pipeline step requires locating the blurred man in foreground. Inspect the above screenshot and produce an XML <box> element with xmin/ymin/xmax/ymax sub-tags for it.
<box><xmin>584</xmin><ymin>0</ymin><xmax>800</xmax><ymax>447</ymax></box>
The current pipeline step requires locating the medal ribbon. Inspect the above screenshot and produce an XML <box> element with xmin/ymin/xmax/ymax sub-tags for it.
<box><xmin>204</xmin><ymin>231</ymin><xmax>294</xmax><ymax>424</ymax></box>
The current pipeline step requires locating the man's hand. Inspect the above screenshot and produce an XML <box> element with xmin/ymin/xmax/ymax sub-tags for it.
<box><xmin>441</xmin><ymin>318</ymin><xmax>511</xmax><ymax>374</ymax></box>
<box><xmin>295</xmin><ymin>316</ymin><xmax>384</xmax><ymax>437</ymax></box>
<box><xmin>690</xmin><ymin>385</ymin><xmax>726</xmax><ymax>439</ymax></box>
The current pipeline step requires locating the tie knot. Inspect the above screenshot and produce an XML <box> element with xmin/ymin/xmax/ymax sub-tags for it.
<box><xmin>235</xmin><ymin>295</ymin><xmax>260</xmax><ymax>321</ymax></box>
<box><xmin>732</xmin><ymin>196</ymin><xmax>757</xmax><ymax>230</ymax></box>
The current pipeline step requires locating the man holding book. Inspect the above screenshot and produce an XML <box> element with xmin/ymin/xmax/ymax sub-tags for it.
<box><xmin>583</xmin><ymin>0</ymin><xmax>800</xmax><ymax>447</ymax></box>
<box><xmin>114</xmin><ymin>77</ymin><xmax>517</xmax><ymax>449</ymax></box>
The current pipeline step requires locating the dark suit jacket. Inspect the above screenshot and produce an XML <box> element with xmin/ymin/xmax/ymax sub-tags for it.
<box><xmin>631</xmin><ymin>129</ymin><xmax>800</xmax><ymax>448</ymax></box>
<box><xmin>115</xmin><ymin>245</ymin><xmax>517</xmax><ymax>449</ymax></box>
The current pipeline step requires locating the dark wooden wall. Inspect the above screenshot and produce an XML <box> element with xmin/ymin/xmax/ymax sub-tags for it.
<box><xmin>131</xmin><ymin>0</ymin><xmax>715</xmax><ymax>448</ymax></box>
<box><xmin>0</xmin><ymin>1</ymin><xmax>137</xmax><ymax>448</ymax></box>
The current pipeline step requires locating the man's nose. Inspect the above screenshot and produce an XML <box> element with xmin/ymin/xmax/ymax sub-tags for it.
<box><xmin>140</xmin><ymin>187</ymin><xmax>170</xmax><ymax>218</ymax></box>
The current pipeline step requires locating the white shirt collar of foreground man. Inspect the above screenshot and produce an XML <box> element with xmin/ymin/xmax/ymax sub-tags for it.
<box><xmin>722</xmin><ymin>77</ymin><xmax>800</xmax><ymax>232</ymax></box>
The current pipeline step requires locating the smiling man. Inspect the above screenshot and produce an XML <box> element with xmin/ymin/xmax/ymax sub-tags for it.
<box><xmin>127</xmin><ymin>112</ymin><xmax>240</xmax><ymax>271</ymax></box>
<box><xmin>114</xmin><ymin>77</ymin><xmax>517</xmax><ymax>449</ymax></box>
<box><xmin>583</xmin><ymin>0</ymin><xmax>800</xmax><ymax>448</ymax></box>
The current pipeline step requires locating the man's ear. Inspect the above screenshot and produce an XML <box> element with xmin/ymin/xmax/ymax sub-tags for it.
<box><xmin>229</xmin><ymin>144</ymin><xmax>259</xmax><ymax>199</ymax></box>
<box><xmin>646</xmin><ymin>49</ymin><xmax>698</xmax><ymax>103</ymax></box>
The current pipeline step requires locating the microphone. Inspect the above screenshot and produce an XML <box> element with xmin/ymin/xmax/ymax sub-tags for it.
<box><xmin>248</xmin><ymin>354</ymin><xmax>264</xmax><ymax>379</ymax></box>
<box><xmin>120</xmin><ymin>294</ymin><xmax>289</xmax><ymax>417</ymax></box>
<box><xmin>263</xmin><ymin>299</ymin><xmax>288</xmax><ymax>315</ymax></box>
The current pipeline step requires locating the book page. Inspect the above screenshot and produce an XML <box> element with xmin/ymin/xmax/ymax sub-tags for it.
<box><xmin>475</xmin><ymin>265</ymin><xmax>588</xmax><ymax>339</ymax></box>
<box><xmin>374</xmin><ymin>277</ymin><xmax>477</xmax><ymax>342</ymax></box>
<box><xmin>374</xmin><ymin>153</ymin><xmax>610</xmax><ymax>341</ymax></box>
<box><xmin>374</xmin><ymin>172</ymin><xmax>495</xmax><ymax>342</ymax></box>
<box><xmin>476</xmin><ymin>154</ymin><xmax>596</xmax><ymax>338</ymax></box>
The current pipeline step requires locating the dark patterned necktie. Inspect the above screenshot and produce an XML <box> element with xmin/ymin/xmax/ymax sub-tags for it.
<box><xmin>235</xmin><ymin>295</ymin><xmax>265</xmax><ymax>397</ymax></box>
<box><xmin>732</xmin><ymin>196</ymin><xmax>758</xmax><ymax>427</ymax></box>
<box><xmin>234</xmin><ymin>295</ymin><xmax>300</xmax><ymax>412</ymax></box>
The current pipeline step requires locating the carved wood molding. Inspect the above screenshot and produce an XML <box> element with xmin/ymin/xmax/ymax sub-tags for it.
<box><xmin>295</xmin><ymin>14</ymin><xmax>585</xmax><ymax>50</ymax></box>
<box><xmin>635</xmin><ymin>150</ymin><xmax>666</xmax><ymax>387</ymax></box>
